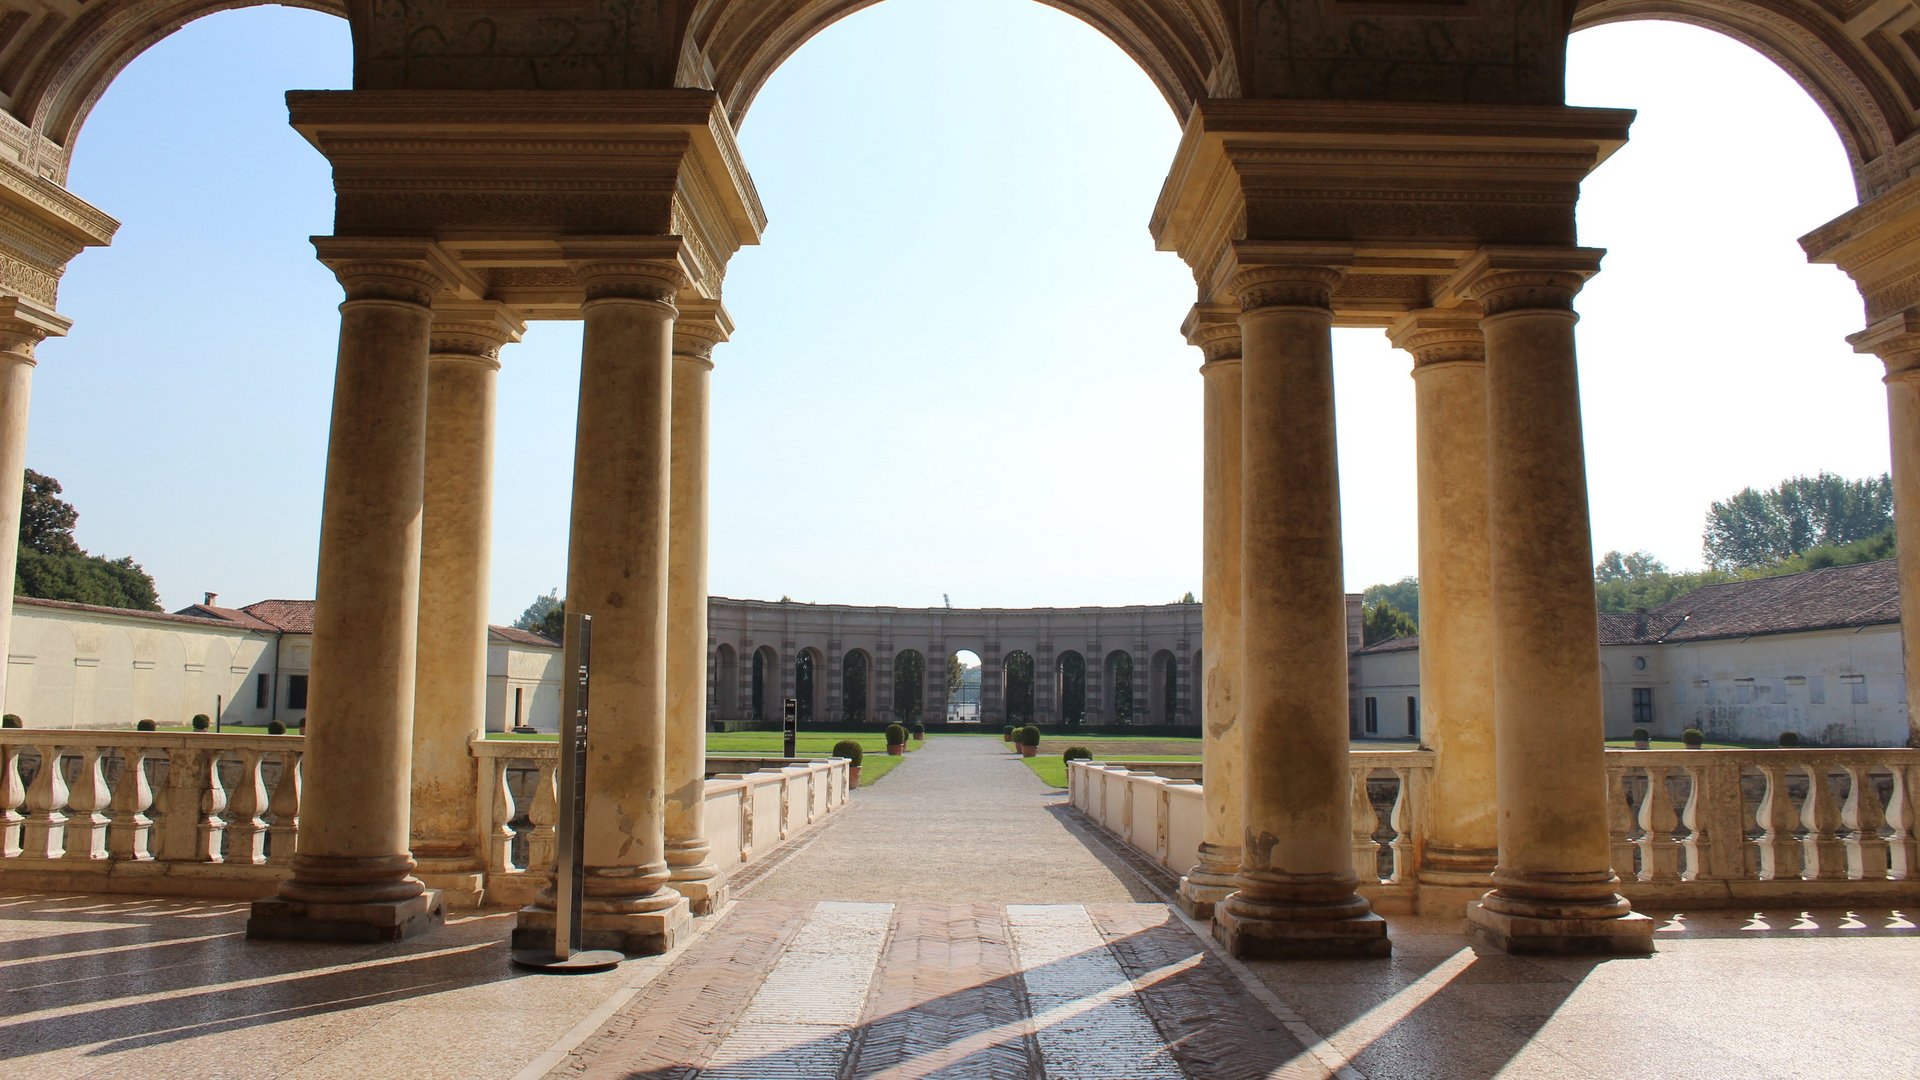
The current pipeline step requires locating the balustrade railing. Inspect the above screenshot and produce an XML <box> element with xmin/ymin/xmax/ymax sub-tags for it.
<box><xmin>0</xmin><ymin>730</ymin><xmax>303</xmax><ymax>896</ymax></box>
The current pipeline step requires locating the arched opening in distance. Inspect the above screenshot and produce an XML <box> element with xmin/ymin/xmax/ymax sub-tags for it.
<box><xmin>892</xmin><ymin>649</ymin><xmax>924</xmax><ymax>723</ymax></box>
<box><xmin>1003</xmin><ymin>650</ymin><xmax>1035</xmax><ymax>725</ymax></box>
<box><xmin>752</xmin><ymin>645</ymin><xmax>779</xmax><ymax>721</ymax></box>
<box><xmin>796</xmin><ymin>647</ymin><xmax>824</xmax><ymax>723</ymax></box>
<box><xmin>1149</xmin><ymin>649</ymin><xmax>1178</xmax><ymax>726</ymax></box>
<box><xmin>947</xmin><ymin>649</ymin><xmax>983</xmax><ymax>721</ymax></box>
<box><xmin>1105</xmin><ymin>651</ymin><xmax>1135</xmax><ymax>724</ymax></box>
<box><xmin>841</xmin><ymin>649</ymin><xmax>872</xmax><ymax>722</ymax></box>
<box><xmin>714</xmin><ymin>643</ymin><xmax>739</xmax><ymax>720</ymax></box>
<box><xmin>1055</xmin><ymin>650</ymin><xmax>1087</xmax><ymax>725</ymax></box>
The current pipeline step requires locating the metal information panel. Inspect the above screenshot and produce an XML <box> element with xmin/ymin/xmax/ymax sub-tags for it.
<box><xmin>512</xmin><ymin>612</ymin><xmax>622</xmax><ymax>973</ymax></box>
<box><xmin>783</xmin><ymin>697</ymin><xmax>798</xmax><ymax>758</ymax></box>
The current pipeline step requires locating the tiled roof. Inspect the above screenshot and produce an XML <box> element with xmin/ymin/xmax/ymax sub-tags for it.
<box><xmin>237</xmin><ymin>599</ymin><xmax>315</xmax><ymax>634</ymax></box>
<box><xmin>173</xmin><ymin>603</ymin><xmax>279</xmax><ymax>632</ymax></box>
<box><xmin>1355</xmin><ymin>635</ymin><xmax>1421</xmax><ymax>655</ymax></box>
<box><xmin>1648</xmin><ymin>560</ymin><xmax>1900</xmax><ymax>643</ymax></box>
<box><xmin>23</xmin><ymin>595</ymin><xmax>258</xmax><ymax>630</ymax></box>
<box><xmin>489</xmin><ymin>625</ymin><xmax>560</xmax><ymax>648</ymax></box>
<box><xmin>1596</xmin><ymin>611</ymin><xmax>1686</xmax><ymax>646</ymax></box>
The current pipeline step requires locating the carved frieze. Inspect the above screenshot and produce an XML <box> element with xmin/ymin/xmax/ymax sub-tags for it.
<box><xmin>355</xmin><ymin>0</ymin><xmax>682</xmax><ymax>92</ymax></box>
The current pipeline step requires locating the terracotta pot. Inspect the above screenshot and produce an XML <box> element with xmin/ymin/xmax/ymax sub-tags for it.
<box><xmin>1633</xmin><ymin>739</ymin><xmax>1651</xmax><ymax>750</ymax></box>
<box><xmin>887</xmin><ymin>744</ymin><xmax>904</xmax><ymax>756</ymax></box>
<box><xmin>849</xmin><ymin>765</ymin><xmax>862</xmax><ymax>788</ymax></box>
<box><xmin>913</xmin><ymin>732</ymin><xmax>924</xmax><ymax>741</ymax></box>
<box><xmin>1020</xmin><ymin>745</ymin><xmax>1037</xmax><ymax>757</ymax></box>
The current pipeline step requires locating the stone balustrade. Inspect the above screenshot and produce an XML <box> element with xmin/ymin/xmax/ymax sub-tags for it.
<box><xmin>1073</xmin><ymin>747</ymin><xmax>1920</xmax><ymax>913</ymax></box>
<box><xmin>0</xmin><ymin>729</ymin><xmax>849</xmax><ymax>904</ymax></box>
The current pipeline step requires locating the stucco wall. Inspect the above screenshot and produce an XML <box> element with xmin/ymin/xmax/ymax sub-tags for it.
<box><xmin>1351</xmin><ymin>647</ymin><xmax>1421</xmax><ymax>740</ymax></box>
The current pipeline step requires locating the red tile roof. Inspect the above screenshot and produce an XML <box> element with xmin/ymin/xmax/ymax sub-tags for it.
<box><xmin>237</xmin><ymin>599</ymin><xmax>315</xmax><ymax>634</ymax></box>
<box><xmin>25</xmin><ymin>596</ymin><xmax>258</xmax><ymax>630</ymax></box>
<box><xmin>489</xmin><ymin>625</ymin><xmax>560</xmax><ymax>647</ymax></box>
<box><xmin>173</xmin><ymin>603</ymin><xmax>279</xmax><ymax>632</ymax></box>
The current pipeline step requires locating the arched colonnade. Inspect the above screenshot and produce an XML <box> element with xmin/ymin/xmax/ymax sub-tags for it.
<box><xmin>0</xmin><ymin>0</ymin><xmax>1919</xmax><ymax>961</ymax></box>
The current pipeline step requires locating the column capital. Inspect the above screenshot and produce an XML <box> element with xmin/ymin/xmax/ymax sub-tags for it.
<box><xmin>1847</xmin><ymin>311</ymin><xmax>1920</xmax><ymax>379</ymax></box>
<box><xmin>673</xmin><ymin>299</ymin><xmax>734</xmax><ymax>368</ymax></box>
<box><xmin>562</xmin><ymin>238</ymin><xmax>691</xmax><ymax>303</ymax></box>
<box><xmin>312</xmin><ymin>237</ymin><xmax>463</xmax><ymax>306</ymax></box>
<box><xmin>1230</xmin><ymin>260</ymin><xmax>1346</xmax><ymax>313</ymax></box>
<box><xmin>1446</xmin><ymin>248</ymin><xmax>1604</xmax><ymax>317</ymax></box>
<box><xmin>1182</xmin><ymin>304</ymin><xmax>1242</xmax><ymax>367</ymax></box>
<box><xmin>1388</xmin><ymin>308</ymin><xmax>1485</xmax><ymax>368</ymax></box>
<box><xmin>429</xmin><ymin>301</ymin><xmax>524</xmax><ymax>369</ymax></box>
<box><xmin>0</xmin><ymin>296</ymin><xmax>70</xmax><ymax>366</ymax></box>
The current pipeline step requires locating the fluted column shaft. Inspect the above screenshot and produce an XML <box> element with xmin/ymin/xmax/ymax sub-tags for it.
<box><xmin>1177</xmin><ymin>305</ymin><xmax>1242</xmax><ymax>919</ymax></box>
<box><xmin>666</xmin><ymin>303</ymin><xmax>729</xmax><ymax>912</ymax></box>
<box><xmin>1461</xmin><ymin>250</ymin><xmax>1649</xmax><ymax>955</ymax></box>
<box><xmin>1390</xmin><ymin>310</ymin><xmax>1498</xmax><ymax>907</ymax></box>
<box><xmin>410</xmin><ymin>304</ymin><xmax>519</xmax><ymax>905</ymax></box>
<box><xmin>1215</xmin><ymin>265</ymin><xmax>1387</xmax><ymax>959</ymax></box>
<box><xmin>1850</xmin><ymin>318</ymin><xmax>1920</xmax><ymax>747</ymax></box>
<box><xmin>251</xmin><ymin>240</ymin><xmax>450</xmax><ymax>942</ymax></box>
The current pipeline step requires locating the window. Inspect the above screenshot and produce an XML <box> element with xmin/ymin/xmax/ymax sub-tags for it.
<box><xmin>287</xmin><ymin>674</ymin><xmax>309</xmax><ymax>710</ymax></box>
<box><xmin>1735</xmin><ymin>679</ymin><xmax>1754</xmax><ymax>705</ymax></box>
<box><xmin>1809</xmin><ymin>676</ymin><xmax>1826</xmax><ymax>705</ymax></box>
<box><xmin>1364</xmin><ymin>696</ymin><xmax>1378</xmax><ymax>735</ymax></box>
<box><xmin>1406</xmin><ymin>696</ymin><xmax>1419</xmax><ymax>736</ymax></box>
<box><xmin>255</xmin><ymin>672</ymin><xmax>269</xmax><ymax>709</ymax></box>
<box><xmin>1632</xmin><ymin>687</ymin><xmax>1653</xmax><ymax>727</ymax></box>
<box><xmin>1844</xmin><ymin>674</ymin><xmax>1868</xmax><ymax>705</ymax></box>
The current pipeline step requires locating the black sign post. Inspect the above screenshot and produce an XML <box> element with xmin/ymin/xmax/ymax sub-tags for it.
<box><xmin>783</xmin><ymin>697</ymin><xmax>798</xmax><ymax>758</ymax></box>
<box><xmin>513</xmin><ymin>612</ymin><xmax>623</xmax><ymax>973</ymax></box>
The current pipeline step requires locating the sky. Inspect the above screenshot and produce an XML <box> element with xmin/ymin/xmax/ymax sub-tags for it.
<box><xmin>34</xmin><ymin>2</ymin><xmax>1880</xmax><ymax>627</ymax></box>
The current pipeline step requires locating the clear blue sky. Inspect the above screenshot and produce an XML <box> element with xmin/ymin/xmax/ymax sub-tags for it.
<box><xmin>38</xmin><ymin>2</ymin><xmax>1880</xmax><ymax>626</ymax></box>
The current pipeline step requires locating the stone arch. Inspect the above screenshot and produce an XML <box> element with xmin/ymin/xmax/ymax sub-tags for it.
<box><xmin>684</xmin><ymin>0</ymin><xmax>1232</xmax><ymax>127</ymax></box>
<box><xmin>714</xmin><ymin>642</ymin><xmax>739</xmax><ymax>720</ymax></box>
<box><xmin>5</xmin><ymin>1</ymin><xmax>347</xmax><ymax>174</ymax></box>
<box><xmin>840</xmin><ymin>647</ymin><xmax>872</xmax><ymax>722</ymax></box>
<box><xmin>795</xmin><ymin>645</ymin><xmax>826</xmax><ymax>724</ymax></box>
<box><xmin>1572</xmin><ymin>0</ymin><xmax>1920</xmax><ymax>198</ymax></box>
<box><xmin>1003</xmin><ymin>649</ymin><xmax>1035</xmax><ymax>725</ymax></box>
<box><xmin>1149</xmin><ymin>648</ymin><xmax>1178</xmax><ymax>726</ymax></box>
<box><xmin>892</xmin><ymin>648</ymin><xmax>924</xmax><ymax>722</ymax></box>
<box><xmin>751</xmin><ymin>644</ymin><xmax>779</xmax><ymax>721</ymax></box>
<box><xmin>1054</xmin><ymin>649</ymin><xmax>1087</xmax><ymax>724</ymax></box>
<box><xmin>1104</xmin><ymin>649</ymin><xmax>1134</xmax><ymax>724</ymax></box>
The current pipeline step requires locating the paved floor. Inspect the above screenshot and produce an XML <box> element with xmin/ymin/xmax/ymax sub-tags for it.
<box><xmin>6</xmin><ymin>736</ymin><xmax>1920</xmax><ymax>1078</ymax></box>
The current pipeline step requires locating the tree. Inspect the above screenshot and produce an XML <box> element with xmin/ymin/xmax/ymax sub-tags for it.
<box><xmin>1177</xmin><ymin>591</ymin><xmax>1197</xmax><ymax>604</ymax></box>
<box><xmin>947</xmin><ymin>654</ymin><xmax>965</xmax><ymax>698</ymax></box>
<box><xmin>1592</xmin><ymin>550</ymin><xmax>1730</xmax><ymax>613</ymax></box>
<box><xmin>13</xmin><ymin>469</ymin><xmax>159</xmax><ymax>611</ymax></box>
<box><xmin>893</xmin><ymin>651</ymin><xmax>924</xmax><ymax>721</ymax></box>
<box><xmin>514</xmin><ymin>590</ymin><xmax>565</xmax><ymax>639</ymax></box>
<box><xmin>1005</xmin><ymin>651</ymin><xmax>1034</xmax><ymax>723</ymax></box>
<box><xmin>1703</xmin><ymin>472</ymin><xmax>1893</xmax><ymax>570</ymax></box>
<box><xmin>1362</xmin><ymin>600</ymin><xmax>1417</xmax><ymax>646</ymax></box>
<box><xmin>1361</xmin><ymin>576</ymin><xmax>1420</xmax><ymax>626</ymax></box>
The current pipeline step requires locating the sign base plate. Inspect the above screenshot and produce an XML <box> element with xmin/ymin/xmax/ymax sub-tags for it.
<box><xmin>510</xmin><ymin>947</ymin><xmax>625</xmax><ymax>973</ymax></box>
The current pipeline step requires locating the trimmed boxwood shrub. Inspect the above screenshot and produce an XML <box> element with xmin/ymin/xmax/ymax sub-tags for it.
<box><xmin>832</xmin><ymin>738</ymin><xmax>864</xmax><ymax>765</ymax></box>
<box><xmin>884</xmin><ymin>723</ymin><xmax>907</xmax><ymax>747</ymax></box>
<box><xmin>135</xmin><ymin>718</ymin><xmax>157</xmax><ymax>732</ymax></box>
<box><xmin>1003</xmin><ymin>725</ymin><xmax>1015</xmax><ymax>742</ymax></box>
<box><xmin>1778</xmin><ymin>731</ymin><xmax>1800</xmax><ymax>747</ymax></box>
<box><xmin>1062</xmin><ymin>746</ymin><xmax>1092</xmax><ymax>764</ymax></box>
<box><xmin>267</xmin><ymin>720</ymin><xmax>288</xmax><ymax>735</ymax></box>
<box><xmin>2</xmin><ymin>714</ymin><xmax>21</xmax><ymax>728</ymax></box>
<box><xmin>1630</xmin><ymin>726</ymin><xmax>1650</xmax><ymax>743</ymax></box>
<box><xmin>1017</xmin><ymin>725</ymin><xmax>1041</xmax><ymax>748</ymax></box>
<box><xmin>909</xmin><ymin>721</ymin><xmax>926</xmax><ymax>736</ymax></box>
<box><xmin>1682</xmin><ymin>727</ymin><xmax>1705</xmax><ymax>748</ymax></box>
<box><xmin>191</xmin><ymin>713</ymin><xmax>211</xmax><ymax>732</ymax></box>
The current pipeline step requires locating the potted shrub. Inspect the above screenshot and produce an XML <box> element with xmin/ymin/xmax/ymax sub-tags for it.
<box><xmin>1062</xmin><ymin>745</ymin><xmax>1092</xmax><ymax>767</ymax></box>
<box><xmin>1003</xmin><ymin>725</ymin><xmax>1015</xmax><ymax>743</ymax></box>
<box><xmin>3</xmin><ymin>713</ymin><xmax>22</xmax><ymax>728</ymax></box>
<box><xmin>1018</xmin><ymin>725</ymin><xmax>1041</xmax><ymax>758</ymax></box>
<box><xmin>910</xmin><ymin>721</ymin><xmax>926</xmax><ymax>742</ymax></box>
<box><xmin>191</xmin><ymin>713</ymin><xmax>211</xmax><ymax>732</ymax></box>
<box><xmin>268</xmin><ymin>720</ymin><xmax>288</xmax><ymax>735</ymax></box>
<box><xmin>1682</xmin><ymin>727</ymin><xmax>1705</xmax><ymax>749</ymax></box>
<box><xmin>136</xmin><ymin>718</ymin><xmax>157</xmax><ymax>732</ymax></box>
<box><xmin>1778</xmin><ymin>731</ymin><xmax>1800</xmax><ymax>747</ymax></box>
<box><xmin>1631</xmin><ymin>726</ymin><xmax>1651</xmax><ymax>750</ymax></box>
<box><xmin>885</xmin><ymin>723</ymin><xmax>907</xmax><ymax>755</ymax></box>
<box><xmin>833</xmin><ymin>738</ymin><xmax>864</xmax><ymax>788</ymax></box>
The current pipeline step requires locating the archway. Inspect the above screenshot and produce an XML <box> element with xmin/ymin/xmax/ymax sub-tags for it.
<box><xmin>841</xmin><ymin>649</ymin><xmax>872</xmax><ymax>722</ymax></box>
<box><xmin>714</xmin><ymin>643</ymin><xmax>740</xmax><ymax>720</ymax></box>
<box><xmin>1149</xmin><ymin>649</ymin><xmax>1178</xmax><ymax>726</ymax></box>
<box><xmin>1104</xmin><ymin>651</ymin><xmax>1135</xmax><ymax>724</ymax></box>
<box><xmin>796</xmin><ymin>647</ymin><xmax>825</xmax><ymax>724</ymax></box>
<box><xmin>947</xmin><ymin>649</ymin><xmax>983</xmax><ymax>721</ymax></box>
<box><xmin>1003</xmin><ymin>650</ymin><xmax>1035</xmax><ymax>725</ymax></box>
<box><xmin>892</xmin><ymin>649</ymin><xmax>924</xmax><ymax>723</ymax></box>
<box><xmin>1055</xmin><ymin>650</ymin><xmax>1087</xmax><ymax>725</ymax></box>
<box><xmin>752</xmin><ymin>645</ymin><xmax>780</xmax><ymax>721</ymax></box>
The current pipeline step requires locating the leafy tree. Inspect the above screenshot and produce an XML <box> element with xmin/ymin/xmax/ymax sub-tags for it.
<box><xmin>893</xmin><ymin>651</ymin><xmax>924</xmax><ymax>722</ymax></box>
<box><xmin>1110</xmin><ymin>653</ymin><xmax>1134</xmax><ymax>722</ymax></box>
<box><xmin>13</xmin><ymin>469</ymin><xmax>159</xmax><ymax>610</ymax></box>
<box><xmin>513</xmin><ymin>590</ymin><xmax>565</xmax><ymax>639</ymax></box>
<box><xmin>1005</xmin><ymin>651</ymin><xmax>1034</xmax><ymax>723</ymax></box>
<box><xmin>1178</xmin><ymin>590</ymin><xmax>1197</xmax><ymax>604</ymax></box>
<box><xmin>1362</xmin><ymin>600</ymin><xmax>1417</xmax><ymax>646</ymax></box>
<box><xmin>1362</xmin><ymin>576</ymin><xmax>1420</xmax><ymax>626</ymax></box>
<box><xmin>947</xmin><ymin>654</ymin><xmax>965</xmax><ymax>697</ymax></box>
<box><xmin>1703</xmin><ymin>472</ymin><xmax>1892</xmax><ymax>570</ymax></box>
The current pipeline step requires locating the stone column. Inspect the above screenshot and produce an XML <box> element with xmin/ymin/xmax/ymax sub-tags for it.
<box><xmin>1456</xmin><ymin>250</ymin><xmax>1651</xmax><ymax>955</ymax></box>
<box><xmin>0</xmin><ymin>304</ymin><xmax>61</xmax><ymax>713</ymax></box>
<box><xmin>1387</xmin><ymin>309</ymin><xmax>1499</xmax><ymax>914</ymax></box>
<box><xmin>1177</xmin><ymin>304</ymin><xmax>1243</xmax><ymax>919</ymax></box>
<box><xmin>1849</xmin><ymin>314</ymin><xmax>1920</xmax><ymax>747</ymax></box>
<box><xmin>249</xmin><ymin>239</ymin><xmax>453</xmax><ymax>943</ymax></box>
<box><xmin>409</xmin><ymin>303</ymin><xmax>521</xmax><ymax>909</ymax></box>
<box><xmin>666</xmin><ymin>301</ymin><xmax>730</xmax><ymax>914</ymax></box>
<box><xmin>1215</xmin><ymin>264</ymin><xmax>1388</xmax><ymax>959</ymax></box>
<box><xmin>514</xmin><ymin>248</ymin><xmax>691</xmax><ymax>955</ymax></box>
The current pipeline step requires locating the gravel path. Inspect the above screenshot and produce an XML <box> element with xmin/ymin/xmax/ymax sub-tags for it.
<box><xmin>740</xmin><ymin>736</ymin><xmax>1160</xmax><ymax>903</ymax></box>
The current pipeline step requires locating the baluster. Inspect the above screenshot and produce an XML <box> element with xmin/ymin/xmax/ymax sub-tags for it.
<box><xmin>19</xmin><ymin>744</ymin><xmax>68</xmax><ymax>859</ymax></box>
<box><xmin>226</xmin><ymin>749</ymin><xmax>269</xmax><ymax>865</ymax></box>
<box><xmin>197</xmin><ymin>751</ymin><xmax>229</xmax><ymax>862</ymax></box>
<box><xmin>527</xmin><ymin>759</ymin><xmax>558</xmax><ymax>872</ymax></box>
<box><xmin>62</xmin><ymin>746</ymin><xmax>110</xmax><ymax>860</ymax></box>
<box><xmin>1388</xmin><ymin>767</ymin><xmax>1414</xmax><ymax>884</ymax></box>
<box><xmin>1800</xmin><ymin>763</ymin><xmax>1848</xmax><ymax>881</ymax></box>
<box><xmin>108</xmin><ymin>746</ymin><xmax>154</xmax><ymax>860</ymax></box>
<box><xmin>1</xmin><ymin>741</ymin><xmax>25</xmax><ymax>858</ymax></box>
<box><xmin>485</xmin><ymin>757</ymin><xmax>516</xmax><ymax>873</ymax></box>
<box><xmin>1675</xmin><ymin>766</ymin><xmax>1704</xmax><ymax>882</ymax></box>
<box><xmin>1754</xmin><ymin>761</ymin><xmax>1799</xmax><ymax>880</ymax></box>
<box><xmin>1886</xmin><ymin>763</ymin><xmax>1919</xmax><ymax>880</ymax></box>
<box><xmin>266</xmin><ymin>750</ymin><xmax>302</xmax><ymax>866</ymax></box>
<box><xmin>1842</xmin><ymin>764</ymin><xmax>1891</xmax><ymax>881</ymax></box>
<box><xmin>1607</xmin><ymin>763</ymin><xmax>1638</xmax><ymax>881</ymax></box>
<box><xmin>1638</xmin><ymin>766</ymin><xmax>1682</xmax><ymax>881</ymax></box>
<box><xmin>1737</xmin><ymin>767</ymin><xmax>1763</xmax><ymax>880</ymax></box>
<box><xmin>1350</xmin><ymin>767</ymin><xmax>1380</xmax><ymax>884</ymax></box>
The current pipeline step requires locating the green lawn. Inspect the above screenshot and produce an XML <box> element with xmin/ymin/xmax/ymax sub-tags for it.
<box><xmin>1604</xmin><ymin>739</ymin><xmax>1759</xmax><ymax>750</ymax></box>
<box><xmin>1023</xmin><ymin>752</ymin><xmax>1202</xmax><ymax>789</ymax></box>
<box><xmin>135</xmin><ymin>724</ymin><xmax>281</xmax><ymax>735</ymax></box>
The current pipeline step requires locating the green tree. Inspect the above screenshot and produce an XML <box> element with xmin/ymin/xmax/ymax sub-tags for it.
<box><xmin>1005</xmin><ymin>651</ymin><xmax>1034</xmax><ymax>723</ymax></box>
<box><xmin>947</xmin><ymin>653</ymin><xmax>965</xmax><ymax>698</ymax></box>
<box><xmin>1362</xmin><ymin>600</ymin><xmax>1417</xmax><ymax>646</ymax></box>
<box><xmin>1361</xmin><ymin>576</ymin><xmax>1420</xmax><ymax>626</ymax></box>
<box><xmin>13</xmin><ymin>469</ymin><xmax>159</xmax><ymax>610</ymax></box>
<box><xmin>1704</xmin><ymin>472</ymin><xmax>1893</xmax><ymax>570</ymax></box>
<box><xmin>1177</xmin><ymin>590</ymin><xmax>1197</xmax><ymax>604</ymax></box>
<box><xmin>893</xmin><ymin>651</ymin><xmax>924</xmax><ymax>721</ymax></box>
<box><xmin>1110</xmin><ymin>653</ymin><xmax>1133</xmax><ymax>721</ymax></box>
<box><xmin>513</xmin><ymin>590</ymin><xmax>565</xmax><ymax>639</ymax></box>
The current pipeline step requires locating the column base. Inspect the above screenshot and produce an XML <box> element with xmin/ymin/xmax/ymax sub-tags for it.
<box><xmin>1212</xmin><ymin>904</ymin><xmax>1391</xmax><ymax>959</ymax></box>
<box><xmin>668</xmin><ymin>874</ymin><xmax>729</xmax><ymax>915</ymax></box>
<box><xmin>513</xmin><ymin>893</ymin><xmax>692</xmax><ymax>957</ymax></box>
<box><xmin>1465</xmin><ymin>900</ymin><xmax>1654</xmax><ymax>956</ymax></box>
<box><xmin>415</xmin><ymin>860</ymin><xmax>486</xmax><ymax>910</ymax></box>
<box><xmin>1175</xmin><ymin>876</ymin><xmax>1236</xmax><ymax>920</ymax></box>
<box><xmin>247</xmin><ymin>889</ymin><xmax>445</xmax><ymax>944</ymax></box>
